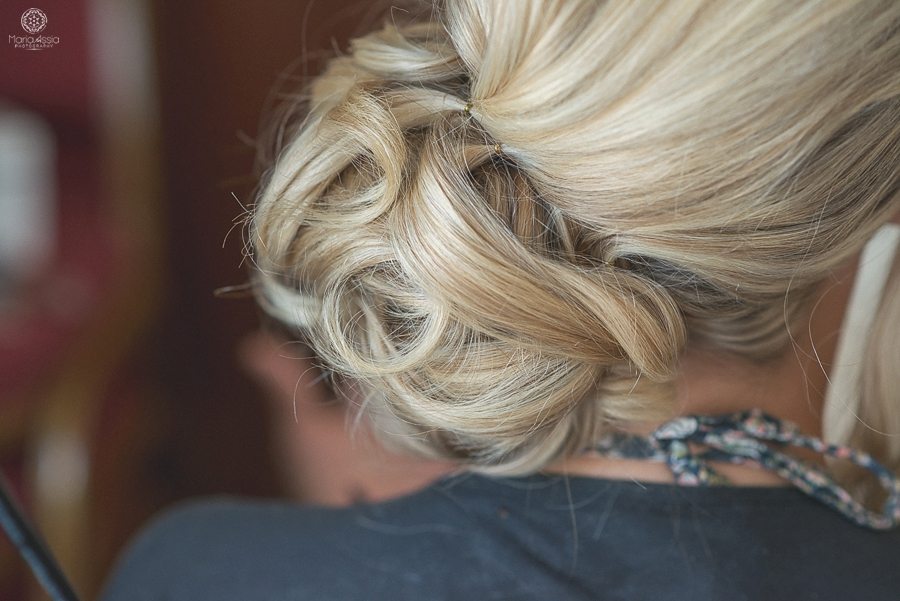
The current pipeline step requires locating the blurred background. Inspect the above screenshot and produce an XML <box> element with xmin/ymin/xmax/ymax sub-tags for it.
<box><xmin>0</xmin><ymin>1</ymin><xmax>413</xmax><ymax>598</ymax></box>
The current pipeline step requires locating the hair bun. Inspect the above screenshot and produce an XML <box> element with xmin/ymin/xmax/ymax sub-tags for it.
<box><xmin>252</xmin><ymin>0</ymin><xmax>900</xmax><ymax>476</ymax></box>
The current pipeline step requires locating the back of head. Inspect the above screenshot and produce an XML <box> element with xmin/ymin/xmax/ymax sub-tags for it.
<box><xmin>250</xmin><ymin>0</ymin><xmax>900</xmax><ymax>478</ymax></box>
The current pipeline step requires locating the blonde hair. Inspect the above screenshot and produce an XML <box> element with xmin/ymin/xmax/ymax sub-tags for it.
<box><xmin>250</xmin><ymin>0</ymin><xmax>900</xmax><ymax>489</ymax></box>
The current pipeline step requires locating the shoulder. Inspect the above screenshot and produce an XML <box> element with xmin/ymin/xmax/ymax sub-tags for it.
<box><xmin>98</xmin><ymin>477</ymin><xmax>511</xmax><ymax>601</ymax></box>
<box><xmin>99</xmin><ymin>497</ymin><xmax>353</xmax><ymax>600</ymax></box>
<box><xmin>99</xmin><ymin>473</ymin><xmax>900</xmax><ymax>601</ymax></box>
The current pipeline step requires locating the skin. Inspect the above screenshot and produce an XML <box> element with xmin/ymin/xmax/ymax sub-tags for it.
<box><xmin>243</xmin><ymin>210</ymin><xmax>899</xmax><ymax>502</ymax></box>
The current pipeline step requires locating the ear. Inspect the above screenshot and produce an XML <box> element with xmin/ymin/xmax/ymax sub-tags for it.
<box><xmin>238</xmin><ymin>330</ymin><xmax>335</xmax><ymax>407</ymax></box>
<box><xmin>238</xmin><ymin>329</ymin><xmax>458</xmax><ymax>506</ymax></box>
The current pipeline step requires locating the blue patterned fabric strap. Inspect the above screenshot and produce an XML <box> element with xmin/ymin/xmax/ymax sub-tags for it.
<box><xmin>591</xmin><ymin>408</ymin><xmax>900</xmax><ymax>530</ymax></box>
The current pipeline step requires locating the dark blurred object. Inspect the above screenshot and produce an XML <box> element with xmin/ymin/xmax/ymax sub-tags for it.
<box><xmin>0</xmin><ymin>473</ymin><xmax>80</xmax><ymax>601</ymax></box>
<box><xmin>147</xmin><ymin>0</ymin><xmax>384</xmax><ymax>515</ymax></box>
<box><xmin>146</xmin><ymin>0</ymin><xmax>373</xmax><ymax>502</ymax></box>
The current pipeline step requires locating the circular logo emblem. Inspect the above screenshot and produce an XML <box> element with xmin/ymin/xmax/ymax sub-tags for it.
<box><xmin>21</xmin><ymin>8</ymin><xmax>48</xmax><ymax>34</ymax></box>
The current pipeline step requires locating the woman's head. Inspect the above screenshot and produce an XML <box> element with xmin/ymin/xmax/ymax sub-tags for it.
<box><xmin>250</xmin><ymin>0</ymin><xmax>900</xmax><ymax>475</ymax></box>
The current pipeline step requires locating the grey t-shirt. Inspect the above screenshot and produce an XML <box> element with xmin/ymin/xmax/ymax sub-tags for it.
<box><xmin>100</xmin><ymin>472</ymin><xmax>900</xmax><ymax>600</ymax></box>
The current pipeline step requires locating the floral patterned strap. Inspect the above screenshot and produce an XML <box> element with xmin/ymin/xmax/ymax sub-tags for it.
<box><xmin>590</xmin><ymin>409</ymin><xmax>900</xmax><ymax>530</ymax></box>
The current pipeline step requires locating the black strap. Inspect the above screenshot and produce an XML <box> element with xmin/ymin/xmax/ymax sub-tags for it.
<box><xmin>0</xmin><ymin>471</ymin><xmax>81</xmax><ymax>601</ymax></box>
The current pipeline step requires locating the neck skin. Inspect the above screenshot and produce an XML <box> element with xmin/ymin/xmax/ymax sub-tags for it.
<box><xmin>543</xmin><ymin>246</ymin><xmax>863</xmax><ymax>486</ymax></box>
